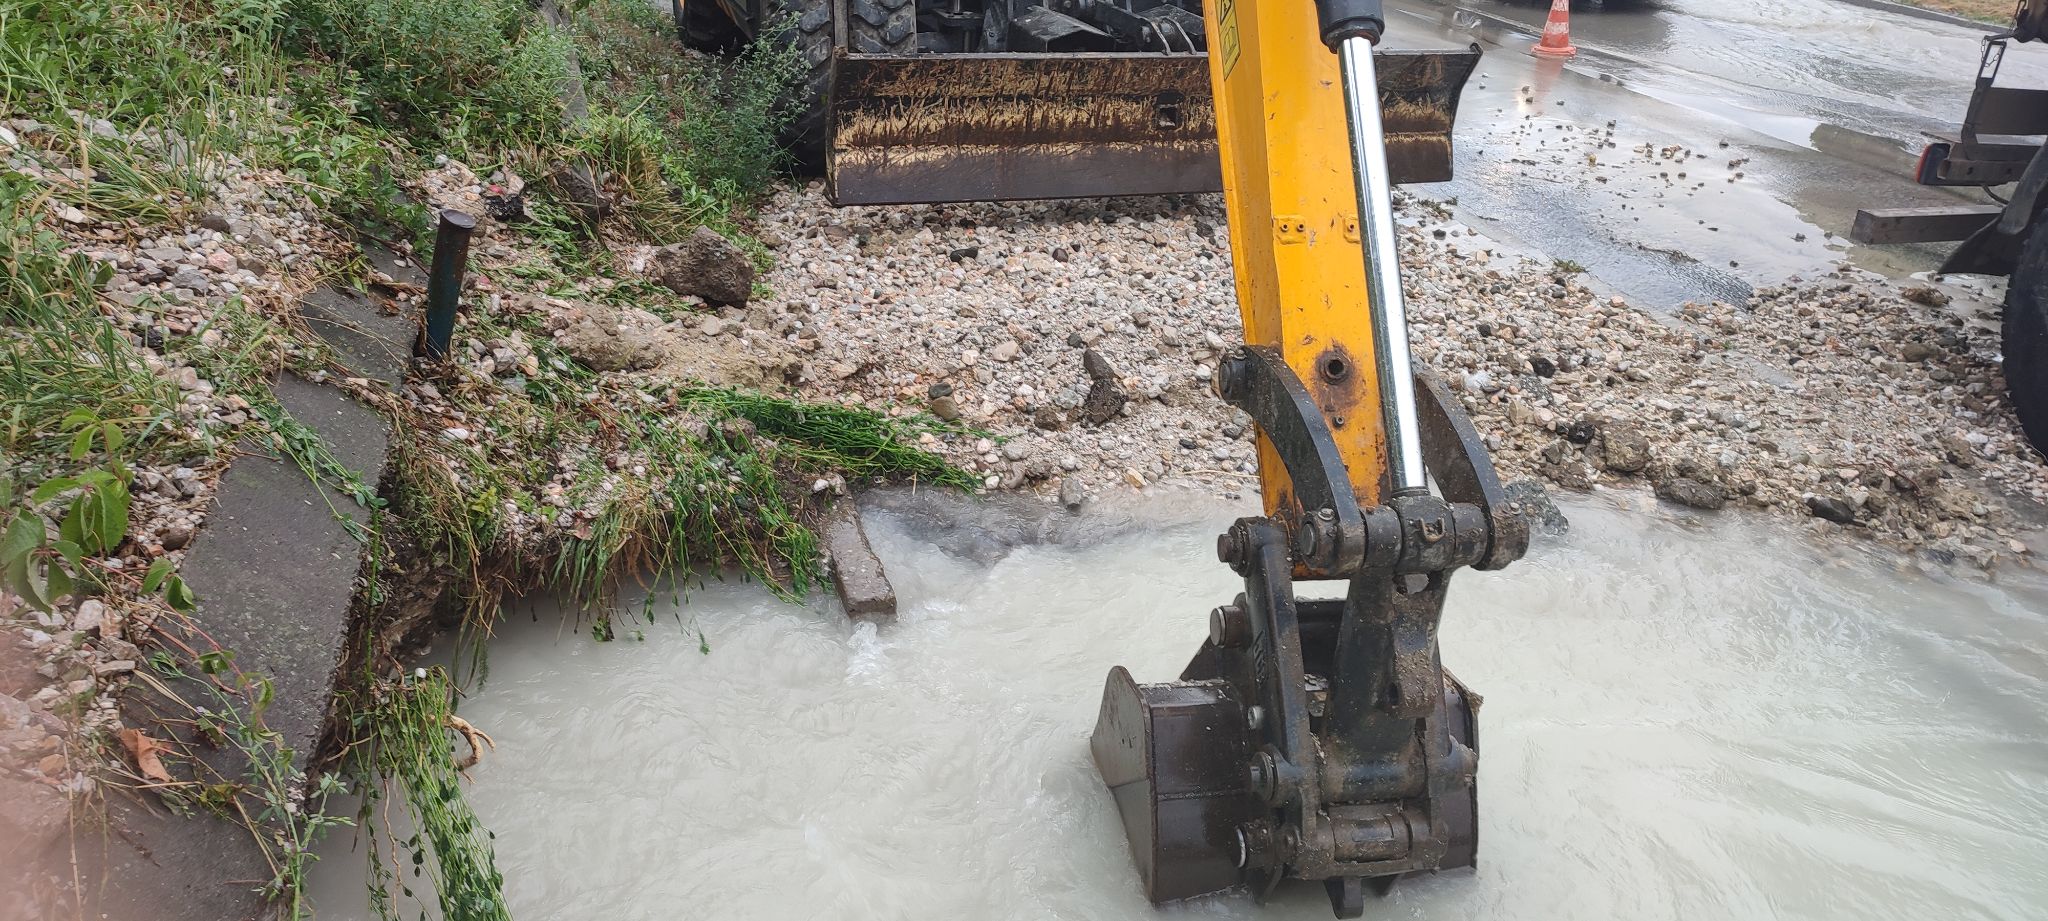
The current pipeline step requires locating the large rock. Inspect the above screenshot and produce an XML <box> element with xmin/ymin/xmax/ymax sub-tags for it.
<box><xmin>1503</xmin><ymin>478</ymin><xmax>1569</xmax><ymax>533</ymax></box>
<box><xmin>545</xmin><ymin>160</ymin><xmax>611</xmax><ymax>224</ymax></box>
<box><xmin>558</xmin><ymin>307</ymin><xmax>663</xmax><ymax>372</ymax></box>
<box><xmin>823</xmin><ymin>503</ymin><xmax>894</xmax><ymax>622</ymax></box>
<box><xmin>650</xmin><ymin>227</ymin><xmax>756</xmax><ymax>305</ymax></box>
<box><xmin>1080</xmin><ymin>348</ymin><xmax>1126</xmax><ymax>425</ymax></box>
<box><xmin>1655</xmin><ymin>476</ymin><xmax>1727</xmax><ymax>510</ymax></box>
<box><xmin>1596</xmin><ymin>423</ymin><xmax>1651</xmax><ymax>474</ymax></box>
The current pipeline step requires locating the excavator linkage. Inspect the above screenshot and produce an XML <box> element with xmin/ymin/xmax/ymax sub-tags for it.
<box><xmin>1086</xmin><ymin>0</ymin><xmax>1524</xmax><ymax>914</ymax></box>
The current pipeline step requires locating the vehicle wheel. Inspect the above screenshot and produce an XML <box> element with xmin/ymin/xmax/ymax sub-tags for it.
<box><xmin>777</xmin><ymin>0</ymin><xmax>917</xmax><ymax>172</ymax></box>
<box><xmin>675</xmin><ymin>0</ymin><xmax>744</xmax><ymax>53</ymax></box>
<box><xmin>2003</xmin><ymin>225</ymin><xmax>2048</xmax><ymax>456</ymax></box>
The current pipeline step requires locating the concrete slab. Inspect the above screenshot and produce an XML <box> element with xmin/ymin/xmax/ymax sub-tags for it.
<box><xmin>176</xmin><ymin>374</ymin><xmax>385</xmax><ymax>758</ymax></box>
<box><xmin>80</xmin><ymin>282</ymin><xmax>409</xmax><ymax>921</ymax></box>
<box><xmin>824</xmin><ymin>502</ymin><xmax>895</xmax><ymax>621</ymax></box>
<box><xmin>298</xmin><ymin>285</ymin><xmax>416</xmax><ymax>388</ymax></box>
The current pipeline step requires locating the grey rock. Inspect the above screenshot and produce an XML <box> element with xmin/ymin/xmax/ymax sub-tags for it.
<box><xmin>1596</xmin><ymin>424</ymin><xmax>1651</xmax><ymax>474</ymax></box>
<box><xmin>929</xmin><ymin>395</ymin><xmax>961</xmax><ymax>421</ymax></box>
<box><xmin>1503</xmin><ymin>478</ymin><xmax>1569</xmax><ymax>534</ymax></box>
<box><xmin>1082</xmin><ymin>348</ymin><xmax>1119</xmax><ymax>382</ymax></box>
<box><xmin>168</xmin><ymin>268</ymin><xmax>209</xmax><ymax>291</ymax></box>
<box><xmin>1081</xmin><ymin>378</ymin><xmax>1126</xmax><ymax>426</ymax></box>
<box><xmin>1655</xmin><ymin>477</ymin><xmax>1726</xmax><ymax>510</ymax></box>
<box><xmin>557</xmin><ymin>314</ymin><xmax>661</xmax><ymax>372</ymax></box>
<box><xmin>824</xmin><ymin>503</ymin><xmax>895</xmax><ymax>621</ymax></box>
<box><xmin>546</xmin><ymin>160</ymin><xmax>612</xmax><ymax>223</ymax></box>
<box><xmin>1060</xmin><ymin>477</ymin><xmax>1085</xmax><ymax>510</ymax></box>
<box><xmin>650</xmin><ymin>227</ymin><xmax>756</xmax><ymax>305</ymax></box>
<box><xmin>1805</xmin><ymin>493</ymin><xmax>1858</xmax><ymax>524</ymax></box>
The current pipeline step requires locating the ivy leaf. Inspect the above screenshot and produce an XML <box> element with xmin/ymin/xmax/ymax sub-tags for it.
<box><xmin>43</xmin><ymin>564</ymin><xmax>73</xmax><ymax>605</ymax></box>
<box><xmin>143</xmin><ymin>557</ymin><xmax>172</xmax><ymax>594</ymax></box>
<box><xmin>92</xmin><ymin>482</ymin><xmax>130</xmax><ymax>551</ymax></box>
<box><xmin>68</xmin><ymin>425</ymin><xmax>94</xmax><ymax>461</ymax></box>
<box><xmin>1</xmin><ymin>556</ymin><xmax>46</xmax><ymax>613</ymax></box>
<box><xmin>58</xmin><ymin>499</ymin><xmax>85</xmax><ymax>549</ymax></box>
<box><xmin>165</xmin><ymin>576</ymin><xmax>197</xmax><ymax>613</ymax></box>
<box><xmin>1</xmin><ymin>514</ymin><xmax>43</xmax><ymax>563</ymax></box>
<box><xmin>30</xmin><ymin>476</ymin><xmax>79</xmax><ymax>505</ymax></box>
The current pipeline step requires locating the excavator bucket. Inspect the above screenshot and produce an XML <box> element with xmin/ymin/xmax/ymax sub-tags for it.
<box><xmin>826</xmin><ymin>46</ymin><xmax>1478</xmax><ymax>205</ymax></box>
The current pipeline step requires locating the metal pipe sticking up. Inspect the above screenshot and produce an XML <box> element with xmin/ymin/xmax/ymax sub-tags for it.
<box><xmin>419</xmin><ymin>209</ymin><xmax>476</xmax><ymax>360</ymax></box>
<box><xmin>1337</xmin><ymin>35</ymin><xmax>1428</xmax><ymax>495</ymax></box>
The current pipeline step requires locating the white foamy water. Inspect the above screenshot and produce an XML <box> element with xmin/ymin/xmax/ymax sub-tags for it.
<box><xmin>308</xmin><ymin>493</ymin><xmax>2048</xmax><ymax>920</ymax></box>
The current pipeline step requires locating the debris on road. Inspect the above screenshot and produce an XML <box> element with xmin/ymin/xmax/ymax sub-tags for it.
<box><xmin>758</xmin><ymin>183</ymin><xmax>2043</xmax><ymax>566</ymax></box>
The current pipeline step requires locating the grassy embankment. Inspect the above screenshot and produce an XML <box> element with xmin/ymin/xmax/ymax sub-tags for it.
<box><xmin>0</xmin><ymin>0</ymin><xmax>971</xmax><ymax>916</ymax></box>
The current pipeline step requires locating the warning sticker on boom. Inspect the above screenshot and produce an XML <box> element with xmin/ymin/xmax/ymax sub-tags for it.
<box><xmin>1214</xmin><ymin>0</ymin><xmax>1242</xmax><ymax>77</ymax></box>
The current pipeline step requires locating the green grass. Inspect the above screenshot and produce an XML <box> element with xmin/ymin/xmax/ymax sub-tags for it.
<box><xmin>281</xmin><ymin>0</ymin><xmax>571</xmax><ymax>153</ymax></box>
<box><xmin>0</xmin><ymin>174</ymin><xmax>187</xmax><ymax>470</ymax></box>
<box><xmin>570</xmin><ymin>0</ymin><xmax>800</xmax><ymax>222</ymax></box>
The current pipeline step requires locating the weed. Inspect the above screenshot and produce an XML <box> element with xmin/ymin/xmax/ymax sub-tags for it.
<box><xmin>282</xmin><ymin>0</ymin><xmax>571</xmax><ymax>152</ymax></box>
<box><xmin>573</xmin><ymin>0</ymin><xmax>800</xmax><ymax>212</ymax></box>
<box><xmin>129</xmin><ymin>641</ymin><xmax>352</xmax><ymax>920</ymax></box>
<box><xmin>1552</xmin><ymin>258</ymin><xmax>1587</xmax><ymax>275</ymax></box>
<box><xmin>0</xmin><ymin>175</ymin><xmax>185</xmax><ymax>467</ymax></box>
<box><xmin>351</xmin><ymin>668</ymin><xmax>510</xmax><ymax>921</ymax></box>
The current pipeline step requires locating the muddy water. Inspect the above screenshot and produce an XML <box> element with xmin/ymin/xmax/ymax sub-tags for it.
<box><xmin>308</xmin><ymin>494</ymin><xmax>2048</xmax><ymax>920</ymax></box>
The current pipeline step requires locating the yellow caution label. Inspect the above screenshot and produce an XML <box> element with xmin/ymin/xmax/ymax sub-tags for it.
<box><xmin>1215</xmin><ymin>0</ymin><xmax>1242</xmax><ymax>77</ymax></box>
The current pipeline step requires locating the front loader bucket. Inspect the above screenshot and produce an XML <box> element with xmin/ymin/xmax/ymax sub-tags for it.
<box><xmin>826</xmin><ymin>46</ymin><xmax>1479</xmax><ymax>206</ymax></box>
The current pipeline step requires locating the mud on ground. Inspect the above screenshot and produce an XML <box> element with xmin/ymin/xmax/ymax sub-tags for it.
<box><xmin>748</xmin><ymin>182</ymin><xmax>2046</xmax><ymax>568</ymax></box>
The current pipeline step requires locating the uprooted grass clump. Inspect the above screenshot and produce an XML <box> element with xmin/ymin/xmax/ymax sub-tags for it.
<box><xmin>386</xmin><ymin>298</ymin><xmax>980</xmax><ymax>625</ymax></box>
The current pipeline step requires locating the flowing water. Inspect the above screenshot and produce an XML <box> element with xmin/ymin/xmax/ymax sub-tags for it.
<box><xmin>308</xmin><ymin>493</ymin><xmax>2048</xmax><ymax>920</ymax></box>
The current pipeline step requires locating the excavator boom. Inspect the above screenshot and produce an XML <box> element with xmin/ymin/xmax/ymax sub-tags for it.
<box><xmin>1087</xmin><ymin>0</ymin><xmax>1523</xmax><ymax>915</ymax></box>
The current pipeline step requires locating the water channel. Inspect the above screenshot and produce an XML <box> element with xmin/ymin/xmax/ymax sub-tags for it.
<box><xmin>307</xmin><ymin>491</ymin><xmax>2048</xmax><ymax>920</ymax></box>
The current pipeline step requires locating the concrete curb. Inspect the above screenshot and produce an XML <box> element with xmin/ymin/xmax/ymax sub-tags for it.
<box><xmin>82</xmin><ymin>260</ymin><xmax>419</xmax><ymax>921</ymax></box>
<box><xmin>1830</xmin><ymin>0</ymin><xmax>2003</xmax><ymax>32</ymax></box>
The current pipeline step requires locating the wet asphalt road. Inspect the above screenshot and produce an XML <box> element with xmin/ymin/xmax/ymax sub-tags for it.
<box><xmin>1389</xmin><ymin>0</ymin><xmax>2048</xmax><ymax>309</ymax></box>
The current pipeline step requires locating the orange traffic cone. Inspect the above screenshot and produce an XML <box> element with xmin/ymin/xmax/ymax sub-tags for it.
<box><xmin>1532</xmin><ymin>0</ymin><xmax>1577</xmax><ymax>58</ymax></box>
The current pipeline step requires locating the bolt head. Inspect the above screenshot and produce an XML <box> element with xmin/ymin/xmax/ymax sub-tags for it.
<box><xmin>1216</xmin><ymin>529</ymin><xmax>1244</xmax><ymax>566</ymax></box>
<box><xmin>1209</xmin><ymin>603</ymin><xmax>1250</xmax><ymax>647</ymax></box>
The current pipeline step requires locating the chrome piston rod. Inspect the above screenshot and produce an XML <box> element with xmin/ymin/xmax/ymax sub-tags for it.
<box><xmin>1337</xmin><ymin>35</ymin><xmax>1427</xmax><ymax>495</ymax></box>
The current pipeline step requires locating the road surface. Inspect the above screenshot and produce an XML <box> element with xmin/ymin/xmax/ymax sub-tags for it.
<box><xmin>1391</xmin><ymin>0</ymin><xmax>2048</xmax><ymax>308</ymax></box>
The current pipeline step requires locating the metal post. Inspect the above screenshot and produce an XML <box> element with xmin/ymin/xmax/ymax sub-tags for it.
<box><xmin>420</xmin><ymin>209</ymin><xmax>475</xmax><ymax>360</ymax></box>
<box><xmin>1337</xmin><ymin>36</ymin><xmax>1427</xmax><ymax>494</ymax></box>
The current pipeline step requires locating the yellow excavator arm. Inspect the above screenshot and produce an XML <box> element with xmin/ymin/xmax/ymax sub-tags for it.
<box><xmin>1091</xmin><ymin>0</ymin><xmax>1526</xmax><ymax>916</ymax></box>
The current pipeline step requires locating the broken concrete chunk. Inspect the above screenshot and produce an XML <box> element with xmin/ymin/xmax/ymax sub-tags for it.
<box><xmin>824</xmin><ymin>502</ymin><xmax>895</xmax><ymax>622</ymax></box>
<box><xmin>650</xmin><ymin>226</ymin><xmax>756</xmax><ymax>306</ymax></box>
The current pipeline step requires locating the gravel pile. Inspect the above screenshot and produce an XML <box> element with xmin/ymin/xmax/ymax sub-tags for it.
<box><xmin>757</xmin><ymin>186</ymin><xmax>1258</xmax><ymax>497</ymax></box>
<box><xmin>753</xmin><ymin>182</ymin><xmax>2046</xmax><ymax>565</ymax></box>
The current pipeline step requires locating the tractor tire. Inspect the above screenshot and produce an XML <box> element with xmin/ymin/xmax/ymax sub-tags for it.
<box><xmin>2003</xmin><ymin>224</ymin><xmax>2048</xmax><ymax>456</ymax></box>
<box><xmin>779</xmin><ymin>0</ymin><xmax>917</xmax><ymax>173</ymax></box>
<box><xmin>676</xmin><ymin>0</ymin><xmax>745</xmax><ymax>53</ymax></box>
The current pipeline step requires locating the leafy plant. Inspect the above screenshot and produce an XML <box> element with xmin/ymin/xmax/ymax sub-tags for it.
<box><xmin>1</xmin><ymin>415</ymin><xmax>196</xmax><ymax>613</ymax></box>
<box><xmin>353</xmin><ymin>668</ymin><xmax>510</xmax><ymax>921</ymax></box>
